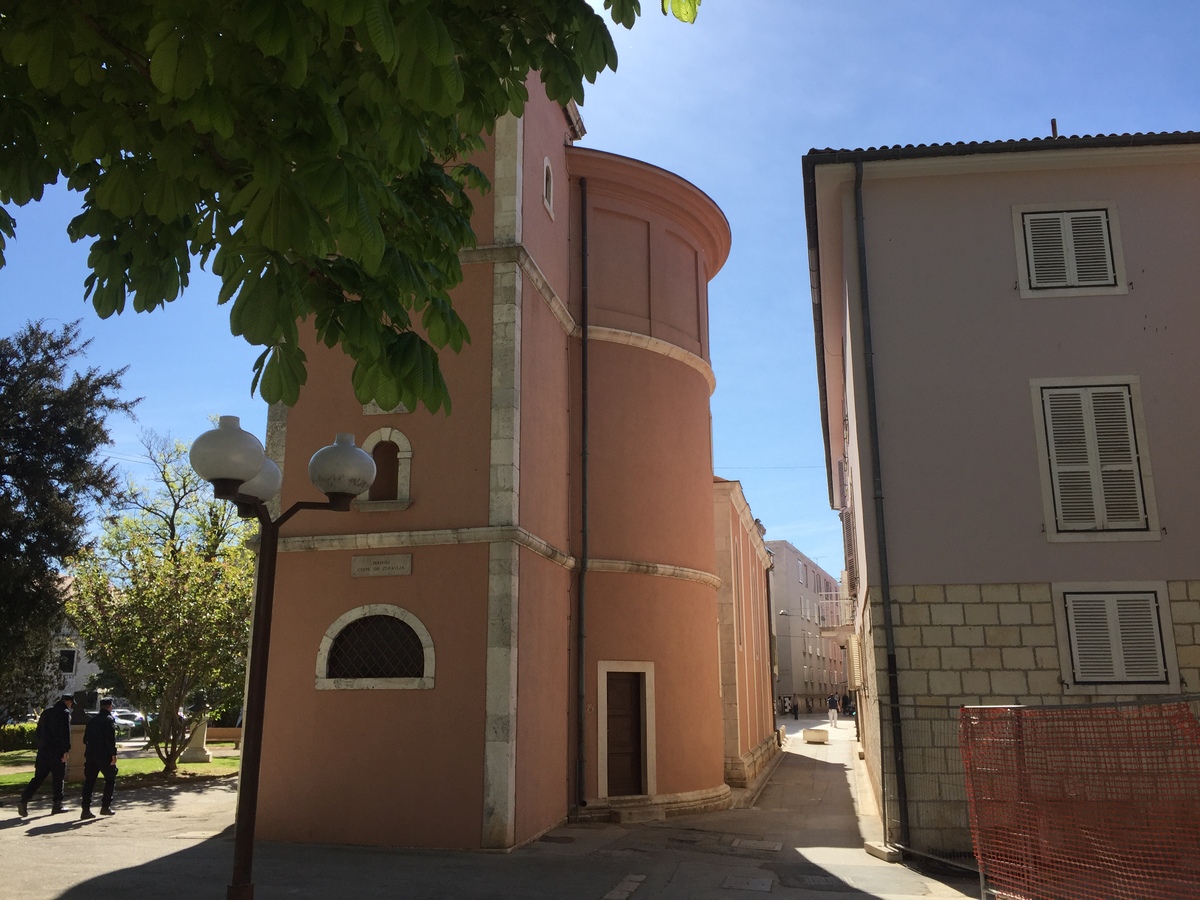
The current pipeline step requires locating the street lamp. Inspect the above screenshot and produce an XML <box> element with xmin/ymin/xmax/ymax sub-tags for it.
<box><xmin>190</xmin><ymin>416</ymin><xmax>375</xmax><ymax>900</ymax></box>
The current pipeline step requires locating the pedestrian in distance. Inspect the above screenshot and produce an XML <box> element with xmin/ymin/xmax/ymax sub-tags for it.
<box><xmin>791</xmin><ymin>694</ymin><xmax>800</xmax><ymax>721</ymax></box>
<box><xmin>81</xmin><ymin>698</ymin><xmax>119</xmax><ymax>819</ymax></box>
<box><xmin>827</xmin><ymin>692</ymin><xmax>839</xmax><ymax>729</ymax></box>
<box><xmin>17</xmin><ymin>694</ymin><xmax>75</xmax><ymax>817</ymax></box>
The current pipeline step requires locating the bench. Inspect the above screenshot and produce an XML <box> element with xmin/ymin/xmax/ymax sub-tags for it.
<box><xmin>205</xmin><ymin>726</ymin><xmax>242</xmax><ymax>748</ymax></box>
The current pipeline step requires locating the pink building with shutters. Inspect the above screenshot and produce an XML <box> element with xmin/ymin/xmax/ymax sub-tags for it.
<box><xmin>247</xmin><ymin>93</ymin><xmax>779</xmax><ymax>850</ymax></box>
<box><xmin>805</xmin><ymin>133</ymin><xmax>1200</xmax><ymax>857</ymax></box>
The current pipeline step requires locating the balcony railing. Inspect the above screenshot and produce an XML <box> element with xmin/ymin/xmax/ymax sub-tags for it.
<box><xmin>819</xmin><ymin>591</ymin><xmax>854</xmax><ymax>643</ymax></box>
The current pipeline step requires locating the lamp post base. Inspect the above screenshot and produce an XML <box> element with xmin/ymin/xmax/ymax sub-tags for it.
<box><xmin>227</xmin><ymin>884</ymin><xmax>254</xmax><ymax>900</ymax></box>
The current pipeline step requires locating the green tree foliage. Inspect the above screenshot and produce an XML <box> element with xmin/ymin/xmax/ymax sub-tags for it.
<box><xmin>69</xmin><ymin>434</ymin><xmax>254</xmax><ymax>774</ymax></box>
<box><xmin>0</xmin><ymin>320</ymin><xmax>133</xmax><ymax>715</ymax></box>
<box><xmin>0</xmin><ymin>0</ymin><xmax>697</xmax><ymax>414</ymax></box>
<box><xmin>0</xmin><ymin>627</ymin><xmax>65</xmax><ymax>722</ymax></box>
<box><xmin>662</xmin><ymin>0</ymin><xmax>702</xmax><ymax>24</ymax></box>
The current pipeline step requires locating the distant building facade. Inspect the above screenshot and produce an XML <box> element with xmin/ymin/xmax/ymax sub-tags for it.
<box><xmin>767</xmin><ymin>541</ymin><xmax>845</xmax><ymax>712</ymax></box>
<box><xmin>52</xmin><ymin>621</ymin><xmax>99</xmax><ymax>705</ymax></box>
<box><xmin>805</xmin><ymin>132</ymin><xmax>1200</xmax><ymax>856</ymax></box>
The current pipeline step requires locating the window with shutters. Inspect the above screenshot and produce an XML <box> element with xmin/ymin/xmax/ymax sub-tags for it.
<box><xmin>315</xmin><ymin>604</ymin><xmax>435</xmax><ymax>690</ymax></box>
<box><xmin>1013</xmin><ymin>203</ymin><xmax>1126</xmax><ymax>299</ymax></box>
<box><xmin>1051</xmin><ymin>582</ymin><xmax>1178</xmax><ymax>694</ymax></box>
<box><xmin>1030</xmin><ymin>377</ymin><xmax>1159</xmax><ymax>542</ymax></box>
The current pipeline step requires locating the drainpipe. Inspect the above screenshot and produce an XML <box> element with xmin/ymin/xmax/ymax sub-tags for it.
<box><xmin>853</xmin><ymin>160</ymin><xmax>911</xmax><ymax>848</ymax></box>
<box><xmin>575</xmin><ymin>177</ymin><xmax>590</xmax><ymax>811</ymax></box>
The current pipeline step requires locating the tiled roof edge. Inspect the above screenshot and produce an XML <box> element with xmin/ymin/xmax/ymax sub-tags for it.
<box><xmin>805</xmin><ymin>130</ymin><xmax>1200</xmax><ymax>164</ymax></box>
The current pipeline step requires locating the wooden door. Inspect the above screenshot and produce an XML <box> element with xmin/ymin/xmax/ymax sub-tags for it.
<box><xmin>606</xmin><ymin>671</ymin><xmax>644</xmax><ymax>796</ymax></box>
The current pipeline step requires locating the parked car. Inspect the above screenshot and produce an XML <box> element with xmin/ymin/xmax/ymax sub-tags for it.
<box><xmin>110</xmin><ymin>709</ymin><xmax>146</xmax><ymax>736</ymax></box>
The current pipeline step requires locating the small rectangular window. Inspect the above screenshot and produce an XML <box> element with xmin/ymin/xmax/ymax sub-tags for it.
<box><xmin>1052</xmin><ymin>583</ymin><xmax>1178</xmax><ymax>693</ymax></box>
<box><xmin>1024</xmin><ymin>210</ymin><xmax>1115</xmax><ymax>288</ymax></box>
<box><xmin>58</xmin><ymin>649</ymin><xmax>76</xmax><ymax>673</ymax></box>
<box><xmin>1013</xmin><ymin>203</ymin><xmax>1126</xmax><ymax>298</ymax></box>
<box><xmin>1031</xmin><ymin>377</ymin><xmax>1159</xmax><ymax>542</ymax></box>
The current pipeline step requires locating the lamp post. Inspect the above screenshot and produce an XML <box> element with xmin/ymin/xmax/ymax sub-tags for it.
<box><xmin>190</xmin><ymin>416</ymin><xmax>375</xmax><ymax>900</ymax></box>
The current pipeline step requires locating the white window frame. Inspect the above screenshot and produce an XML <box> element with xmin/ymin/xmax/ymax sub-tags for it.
<box><xmin>57</xmin><ymin>648</ymin><xmax>77</xmax><ymax>674</ymax></box>
<box><xmin>315</xmin><ymin>604</ymin><xmax>435</xmax><ymax>690</ymax></box>
<box><xmin>596</xmin><ymin>660</ymin><xmax>656</xmax><ymax>800</ymax></box>
<box><xmin>1051</xmin><ymin>582</ymin><xmax>1178</xmax><ymax>694</ymax></box>
<box><xmin>362</xmin><ymin>400</ymin><xmax>409</xmax><ymax>415</ymax></box>
<box><xmin>542</xmin><ymin>156</ymin><xmax>554</xmax><ymax>218</ymax></box>
<box><xmin>1013</xmin><ymin>202</ymin><xmax>1127</xmax><ymax>299</ymax></box>
<box><xmin>354</xmin><ymin>427</ymin><xmax>413</xmax><ymax>511</ymax></box>
<box><xmin>1030</xmin><ymin>376</ymin><xmax>1159</xmax><ymax>542</ymax></box>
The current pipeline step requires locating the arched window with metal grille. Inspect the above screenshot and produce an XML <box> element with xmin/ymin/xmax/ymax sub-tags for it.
<box><xmin>315</xmin><ymin>604</ymin><xmax>435</xmax><ymax>690</ymax></box>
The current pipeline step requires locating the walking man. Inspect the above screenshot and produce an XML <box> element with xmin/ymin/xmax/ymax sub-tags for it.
<box><xmin>81</xmin><ymin>698</ymin><xmax>119</xmax><ymax>819</ymax></box>
<box><xmin>826</xmin><ymin>692</ymin><xmax>839</xmax><ymax>728</ymax></box>
<box><xmin>18</xmin><ymin>694</ymin><xmax>75</xmax><ymax>817</ymax></box>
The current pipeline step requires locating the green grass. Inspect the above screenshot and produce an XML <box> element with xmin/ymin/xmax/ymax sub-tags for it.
<box><xmin>0</xmin><ymin>753</ymin><xmax>240</xmax><ymax>791</ymax></box>
<box><xmin>0</xmin><ymin>749</ymin><xmax>35</xmax><ymax>767</ymax></box>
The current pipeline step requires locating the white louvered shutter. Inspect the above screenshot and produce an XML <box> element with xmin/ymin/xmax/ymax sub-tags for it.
<box><xmin>1044</xmin><ymin>388</ymin><xmax>1099</xmax><ymax>530</ymax></box>
<box><xmin>1024</xmin><ymin>210</ymin><xmax>1115</xmax><ymax>289</ymax></box>
<box><xmin>1089</xmin><ymin>387</ymin><xmax>1146</xmax><ymax>529</ymax></box>
<box><xmin>1025</xmin><ymin>213</ymin><xmax>1069</xmax><ymax>288</ymax></box>
<box><xmin>847</xmin><ymin>635</ymin><xmax>863</xmax><ymax>690</ymax></box>
<box><xmin>1067</xmin><ymin>211</ymin><xmax>1116</xmax><ymax>286</ymax></box>
<box><xmin>1115</xmin><ymin>594</ymin><xmax>1168</xmax><ymax>680</ymax></box>
<box><xmin>1067</xmin><ymin>594</ymin><xmax>1115</xmax><ymax>681</ymax></box>
<box><xmin>1043</xmin><ymin>385</ymin><xmax>1146</xmax><ymax>532</ymax></box>
<box><xmin>1065</xmin><ymin>592</ymin><xmax>1166</xmax><ymax>684</ymax></box>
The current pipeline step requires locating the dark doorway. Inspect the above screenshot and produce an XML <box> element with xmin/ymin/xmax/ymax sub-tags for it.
<box><xmin>369</xmin><ymin>441</ymin><xmax>399</xmax><ymax>500</ymax></box>
<box><xmin>606</xmin><ymin>671</ymin><xmax>644</xmax><ymax>796</ymax></box>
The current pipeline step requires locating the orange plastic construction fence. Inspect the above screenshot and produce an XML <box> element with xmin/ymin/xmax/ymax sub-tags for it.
<box><xmin>959</xmin><ymin>701</ymin><xmax>1200</xmax><ymax>900</ymax></box>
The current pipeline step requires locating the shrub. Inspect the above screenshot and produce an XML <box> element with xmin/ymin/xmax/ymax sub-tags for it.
<box><xmin>0</xmin><ymin>723</ymin><xmax>37</xmax><ymax>751</ymax></box>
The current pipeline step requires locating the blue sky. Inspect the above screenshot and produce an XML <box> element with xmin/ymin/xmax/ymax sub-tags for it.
<box><xmin>2</xmin><ymin>1</ymin><xmax>1197</xmax><ymax>572</ymax></box>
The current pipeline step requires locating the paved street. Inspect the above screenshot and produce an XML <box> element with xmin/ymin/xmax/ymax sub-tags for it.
<box><xmin>0</xmin><ymin>716</ymin><xmax>978</xmax><ymax>899</ymax></box>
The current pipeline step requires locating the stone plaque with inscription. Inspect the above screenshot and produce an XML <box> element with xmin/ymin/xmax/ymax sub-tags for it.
<box><xmin>351</xmin><ymin>554</ymin><xmax>412</xmax><ymax>577</ymax></box>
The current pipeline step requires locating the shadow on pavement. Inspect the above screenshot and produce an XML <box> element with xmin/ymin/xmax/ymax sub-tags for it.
<box><xmin>29</xmin><ymin>727</ymin><xmax>977</xmax><ymax>900</ymax></box>
<box><xmin>58</xmin><ymin>837</ymin><xmax>237</xmax><ymax>900</ymax></box>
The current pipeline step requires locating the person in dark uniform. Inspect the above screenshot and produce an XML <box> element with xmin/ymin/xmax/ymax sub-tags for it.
<box><xmin>17</xmin><ymin>694</ymin><xmax>75</xmax><ymax>817</ymax></box>
<box><xmin>81</xmin><ymin>698</ymin><xmax>119</xmax><ymax>819</ymax></box>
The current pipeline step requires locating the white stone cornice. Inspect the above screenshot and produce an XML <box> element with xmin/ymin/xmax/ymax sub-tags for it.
<box><xmin>461</xmin><ymin>246</ymin><xmax>715</xmax><ymax>395</ymax></box>
<box><xmin>713</xmin><ymin>481</ymin><xmax>773</xmax><ymax>569</ymax></box>
<box><xmin>586</xmin><ymin>558</ymin><xmax>721</xmax><ymax>589</ymax></box>
<box><xmin>583</xmin><ymin>326</ymin><xmax>716</xmax><ymax>395</ymax></box>
<box><xmin>460</xmin><ymin>244</ymin><xmax>576</xmax><ymax>336</ymax></box>
<box><xmin>277</xmin><ymin>527</ymin><xmax>721</xmax><ymax>587</ymax></box>
<box><xmin>278</xmin><ymin>525</ymin><xmax>575</xmax><ymax>569</ymax></box>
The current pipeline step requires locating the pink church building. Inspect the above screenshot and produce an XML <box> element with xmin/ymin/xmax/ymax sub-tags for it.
<box><xmin>247</xmin><ymin>93</ymin><xmax>777</xmax><ymax>849</ymax></box>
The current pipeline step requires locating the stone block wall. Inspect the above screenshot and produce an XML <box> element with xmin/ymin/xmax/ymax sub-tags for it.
<box><xmin>888</xmin><ymin>583</ymin><xmax>1062</xmax><ymax>707</ymax></box>
<box><xmin>859</xmin><ymin>581</ymin><xmax>1200</xmax><ymax>858</ymax></box>
<box><xmin>1169</xmin><ymin>581</ymin><xmax>1200</xmax><ymax>687</ymax></box>
<box><xmin>724</xmin><ymin>731</ymin><xmax>780</xmax><ymax>788</ymax></box>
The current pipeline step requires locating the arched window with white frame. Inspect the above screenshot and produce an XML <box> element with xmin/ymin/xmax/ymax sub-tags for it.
<box><xmin>358</xmin><ymin>427</ymin><xmax>412</xmax><ymax>508</ymax></box>
<box><xmin>316</xmin><ymin>604</ymin><xmax>435</xmax><ymax>690</ymax></box>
